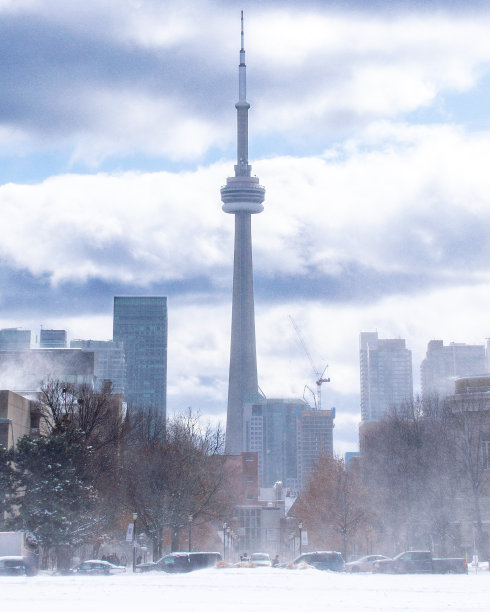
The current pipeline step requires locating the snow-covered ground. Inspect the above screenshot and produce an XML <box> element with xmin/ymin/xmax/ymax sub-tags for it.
<box><xmin>2</xmin><ymin>566</ymin><xmax>488</xmax><ymax>612</ymax></box>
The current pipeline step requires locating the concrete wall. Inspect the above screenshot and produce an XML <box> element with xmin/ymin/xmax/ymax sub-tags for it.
<box><xmin>0</xmin><ymin>390</ymin><xmax>33</xmax><ymax>448</ymax></box>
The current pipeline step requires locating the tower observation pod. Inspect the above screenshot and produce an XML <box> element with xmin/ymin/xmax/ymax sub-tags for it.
<box><xmin>221</xmin><ymin>12</ymin><xmax>265</xmax><ymax>455</ymax></box>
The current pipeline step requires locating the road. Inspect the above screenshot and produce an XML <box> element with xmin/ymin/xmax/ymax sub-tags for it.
<box><xmin>1</xmin><ymin>566</ymin><xmax>488</xmax><ymax>612</ymax></box>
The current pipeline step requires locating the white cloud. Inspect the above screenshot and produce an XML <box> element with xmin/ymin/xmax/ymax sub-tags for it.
<box><xmin>0</xmin><ymin>165</ymin><xmax>231</xmax><ymax>284</ymax></box>
<box><xmin>69</xmin><ymin>89</ymin><xmax>230</xmax><ymax>165</ymax></box>
<box><xmin>2</xmin><ymin>121</ymin><xmax>490</xmax><ymax>289</ymax></box>
<box><xmin>4</xmin><ymin>3</ymin><xmax>490</xmax><ymax>164</ymax></box>
<box><xmin>254</xmin><ymin>10</ymin><xmax>490</xmax><ymax>135</ymax></box>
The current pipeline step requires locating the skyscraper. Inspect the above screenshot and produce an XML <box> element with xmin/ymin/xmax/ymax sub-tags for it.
<box><xmin>221</xmin><ymin>13</ymin><xmax>265</xmax><ymax>455</ymax></box>
<box><xmin>359</xmin><ymin>331</ymin><xmax>413</xmax><ymax>421</ymax></box>
<box><xmin>298</xmin><ymin>407</ymin><xmax>335</xmax><ymax>488</ymax></box>
<box><xmin>244</xmin><ymin>398</ymin><xmax>303</xmax><ymax>490</ymax></box>
<box><xmin>243</xmin><ymin>398</ymin><xmax>335</xmax><ymax>491</ymax></box>
<box><xmin>113</xmin><ymin>296</ymin><xmax>167</xmax><ymax>416</ymax></box>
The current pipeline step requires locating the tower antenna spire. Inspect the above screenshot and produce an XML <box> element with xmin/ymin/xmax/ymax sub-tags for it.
<box><xmin>236</xmin><ymin>10</ymin><xmax>249</xmax><ymax>175</ymax></box>
<box><xmin>241</xmin><ymin>10</ymin><xmax>244</xmax><ymax>52</ymax></box>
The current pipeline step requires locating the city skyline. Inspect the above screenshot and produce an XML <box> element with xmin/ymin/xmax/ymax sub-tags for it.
<box><xmin>2</xmin><ymin>1</ymin><xmax>490</xmax><ymax>453</ymax></box>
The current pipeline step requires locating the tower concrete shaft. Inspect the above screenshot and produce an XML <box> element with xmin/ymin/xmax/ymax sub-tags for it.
<box><xmin>221</xmin><ymin>12</ymin><xmax>265</xmax><ymax>455</ymax></box>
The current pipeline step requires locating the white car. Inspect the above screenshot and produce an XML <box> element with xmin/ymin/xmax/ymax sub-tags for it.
<box><xmin>344</xmin><ymin>555</ymin><xmax>391</xmax><ymax>573</ymax></box>
<box><xmin>250</xmin><ymin>553</ymin><xmax>272</xmax><ymax>567</ymax></box>
<box><xmin>70</xmin><ymin>560</ymin><xmax>126</xmax><ymax>575</ymax></box>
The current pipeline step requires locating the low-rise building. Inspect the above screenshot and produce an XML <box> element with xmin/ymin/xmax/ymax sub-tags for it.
<box><xmin>0</xmin><ymin>390</ymin><xmax>40</xmax><ymax>448</ymax></box>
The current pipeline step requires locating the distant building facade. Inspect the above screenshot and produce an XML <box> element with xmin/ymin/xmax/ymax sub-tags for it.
<box><xmin>421</xmin><ymin>340</ymin><xmax>487</xmax><ymax>399</ymax></box>
<box><xmin>0</xmin><ymin>328</ymin><xmax>31</xmax><ymax>351</ymax></box>
<box><xmin>70</xmin><ymin>339</ymin><xmax>126</xmax><ymax>395</ymax></box>
<box><xmin>39</xmin><ymin>329</ymin><xmax>67</xmax><ymax>349</ymax></box>
<box><xmin>223</xmin><ymin>452</ymin><xmax>296</xmax><ymax>560</ymax></box>
<box><xmin>298</xmin><ymin>407</ymin><xmax>335</xmax><ymax>488</ymax></box>
<box><xmin>0</xmin><ymin>349</ymin><xmax>95</xmax><ymax>392</ymax></box>
<box><xmin>113</xmin><ymin>296</ymin><xmax>167</xmax><ymax>416</ymax></box>
<box><xmin>0</xmin><ymin>390</ymin><xmax>42</xmax><ymax>448</ymax></box>
<box><xmin>359</xmin><ymin>331</ymin><xmax>413</xmax><ymax>421</ymax></box>
<box><xmin>243</xmin><ymin>398</ymin><xmax>334</xmax><ymax>491</ymax></box>
<box><xmin>224</xmin><ymin>452</ymin><xmax>260</xmax><ymax>505</ymax></box>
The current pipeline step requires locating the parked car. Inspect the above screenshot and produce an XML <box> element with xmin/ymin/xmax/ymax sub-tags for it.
<box><xmin>70</xmin><ymin>560</ymin><xmax>126</xmax><ymax>575</ymax></box>
<box><xmin>345</xmin><ymin>555</ymin><xmax>391</xmax><ymax>573</ymax></box>
<box><xmin>250</xmin><ymin>552</ymin><xmax>272</xmax><ymax>567</ymax></box>
<box><xmin>0</xmin><ymin>555</ymin><xmax>38</xmax><ymax>576</ymax></box>
<box><xmin>292</xmin><ymin>551</ymin><xmax>345</xmax><ymax>571</ymax></box>
<box><xmin>137</xmin><ymin>552</ymin><xmax>222</xmax><ymax>573</ymax></box>
<box><xmin>373</xmin><ymin>551</ymin><xmax>467</xmax><ymax>574</ymax></box>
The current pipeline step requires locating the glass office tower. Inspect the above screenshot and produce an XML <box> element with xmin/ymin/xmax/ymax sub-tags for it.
<box><xmin>113</xmin><ymin>296</ymin><xmax>167</xmax><ymax>416</ymax></box>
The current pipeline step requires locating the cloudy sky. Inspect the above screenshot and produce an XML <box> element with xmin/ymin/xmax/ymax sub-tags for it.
<box><xmin>2</xmin><ymin>0</ymin><xmax>490</xmax><ymax>453</ymax></box>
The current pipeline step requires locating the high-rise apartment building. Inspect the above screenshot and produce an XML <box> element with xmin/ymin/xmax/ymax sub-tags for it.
<box><xmin>359</xmin><ymin>332</ymin><xmax>413</xmax><ymax>421</ymax></box>
<box><xmin>40</xmin><ymin>329</ymin><xmax>67</xmax><ymax>348</ymax></box>
<box><xmin>243</xmin><ymin>398</ymin><xmax>334</xmax><ymax>491</ymax></box>
<box><xmin>0</xmin><ymin>328</ymin><xmax>31</xmax><ymax>351</ymax></box>
<box><xmin>70</xmin><ymin>339</ymin><xmax>126</xmax><ymax>395</ymax></box>
<box><xmin>421</xmin><ymin>340</ymin><xmax>486</xmax><ymax>399</ymax></box>
<box><xmin>113</xmin><ymin>296</ymin><xmax>167</xmax><ymax>416</ymax></box>
<box><xmin>298</xmin><ymin>407</ymin><xmax>335</xmax><ymax>488</ymax></box>
<box><xmin>244</xmin><ymin>399</ymin><xmax>302</xmax><ymax>490</ymax></box>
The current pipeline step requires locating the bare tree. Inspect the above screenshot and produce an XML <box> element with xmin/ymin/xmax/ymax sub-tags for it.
<box><xmin>119</xmin><ymin>408</ymin><xmax>228</xmax><ymax>558</ymax></box>
<box><xmin>294</xmin><ymin>455</ymin><xmax>373</xmax><ymax>560</ymax></box>
<box><xmin>421</xmin><ymin>395</ymin><xmax>460</xmax><ymax>556</ymax></box>
<box><xmin>361</xmin><ymin>396</ymin><xmax>489</xmax><ymax>558</ymax></box>
<box><xmin>360</xmin><ymin>402</ymin><xmax>430</xmax><ymax>553</ymax></box>
<box><xmin>37</xmin><ymin>379</ymin><xmax>123</xmax><ymax>449</ymax></box>
<box><xmin>448</xmin><ymin>397</ymin><xmax>490</xmax><ymax>559</ymax></box>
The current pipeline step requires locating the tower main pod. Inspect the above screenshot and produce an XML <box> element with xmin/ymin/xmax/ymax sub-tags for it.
<box><xmin>221</xmin><ymin>13</ymin><xmax>265</xmax><ymax>455</ymax></box>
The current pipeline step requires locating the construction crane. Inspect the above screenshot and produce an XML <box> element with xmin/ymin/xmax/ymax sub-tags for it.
<box><xmin>289</xmin><ymin>315</ymin><xmax>330</xmax><ymax>410</ymax></box>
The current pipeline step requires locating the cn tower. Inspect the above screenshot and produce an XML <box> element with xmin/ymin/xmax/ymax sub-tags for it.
<box><xmin>221</xmin><ymin>12</ymin><xmax>265</xmax><ymax>455</ymax></box>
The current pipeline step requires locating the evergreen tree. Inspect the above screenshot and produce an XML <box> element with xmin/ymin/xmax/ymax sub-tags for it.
<box><xmin>0</xmin><ymin>444</ymin><xmax>15</xmax><ymax>524</ymax></box>
<box><xmin>9</xmin><ymin>430</ymin><xmax>97</xmax><ymax>568</ymax></box>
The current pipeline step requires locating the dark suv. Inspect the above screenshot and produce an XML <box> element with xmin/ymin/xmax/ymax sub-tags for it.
<box><xmin>0</xmin><ymin>556</ymin><xmax>38</xmax><ymax>576</ymax></box>
<box><xmin>293</xmin><ymin>551</ymin><xmax>344</xmax><ymax>571</ymax></box>
<box><xmin>137</xmin><ymin>552</ymin><xmax>222</xmax><ymax>573</ymax></box>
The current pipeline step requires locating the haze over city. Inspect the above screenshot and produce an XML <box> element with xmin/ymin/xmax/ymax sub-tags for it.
<box><xmin>2</xmin><ymin>0</ymin><xmax>490</xmax><ymax>454</ymax></box>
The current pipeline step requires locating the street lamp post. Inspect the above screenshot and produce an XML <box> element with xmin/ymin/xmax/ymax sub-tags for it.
<box><xmin>289</xmin><ymin>532</ymin><xmax>296</xmax><ymax>559</ymax></box>
<box><xmin>223</xmin><ymin>522</ymin><xmax>227</xmax><ymax>561</ymax></box>
<box><xmin>132</xmin><ymin>512</ymin><xmax>138</xmax><ymax>572</ymax></box>
<box><xmin>188</xmin><ymin>515</ymin><xmax>193</xmax><ymax>552</ymax></box>
<box><xmin>298</xmin><ymin>522</ymin><xmax>303</xmax><ymax>556</ymax></box>
<box><xmin>227</xmin><ymin>528</ymin><xmax>233</xmax><ymax>562</ymax></box>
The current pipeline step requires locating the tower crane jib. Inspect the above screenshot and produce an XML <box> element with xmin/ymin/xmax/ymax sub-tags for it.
<box><xmin>289</xmin><ymin>315</ymin><xmax>330</xmax><ymax>410</ymax></box>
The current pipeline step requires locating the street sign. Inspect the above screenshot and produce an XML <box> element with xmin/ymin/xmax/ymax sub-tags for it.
<box><xmin>126</xmin><ymin>522</ymin><xmax>134</xmax><ymax>542</ymax></box>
